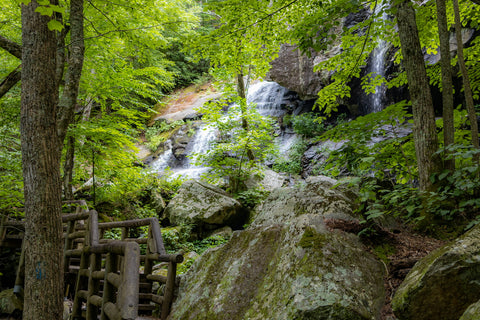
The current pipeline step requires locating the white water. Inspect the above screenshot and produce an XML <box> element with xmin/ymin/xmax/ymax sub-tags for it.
<box><xmin>149</xmin><ymin>81</ymin><xmax>292</xmax><ymax>179</ymax></box>
<box><xmin>247</xmin><ymin>81</ymin><xmax>288</xmax><ymax>116</ymax></box>
<box><xmin>368</xmin><ymin>2</ymin><xmax>389</xmax><ymax>113</ymax></box>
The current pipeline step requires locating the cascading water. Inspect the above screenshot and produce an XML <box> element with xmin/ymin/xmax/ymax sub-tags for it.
<box><xmin>149</xmin><ymin>81</ymin><xmax>295</xmax><ymax>179</ymax></box>
<box><xmin>367</xmin><ymin>1</ymin><xmax>389</xmax><ymax>113</ymax></box>
<box><xmin>247</xmin><ymin>81</ymin><xmax>289</xmax><ymax>117</ymax></box>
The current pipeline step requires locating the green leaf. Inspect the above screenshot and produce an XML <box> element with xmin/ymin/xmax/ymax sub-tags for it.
<box><xmin>47</xmin><ymin>19</ymin><xmax>63</xmax><ymax>32</ymax></box>
<box><xmin>35</xmin><ymin>6</ymin><xmax>53</xmax><ymax>16</ymax></box>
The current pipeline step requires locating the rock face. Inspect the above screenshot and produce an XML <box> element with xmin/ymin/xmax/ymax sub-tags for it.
<box><xmin>267</xmin><ymin>44</ymin><xmax>331</xmax><ymax>100</ymax></box>
<box><xmin>392</xmin><ymin>225</ymin><xmax>480</xmax><ymax>320</ymax></box>
<box><xmin>169</xmin><ymin>176</ymin><xmax>385</xmax><ymax>320</ymax></box>
<box><xmin>163</xmin><ymin>180</ymin><xmax>246</xmax><ymax>230</ymax></box>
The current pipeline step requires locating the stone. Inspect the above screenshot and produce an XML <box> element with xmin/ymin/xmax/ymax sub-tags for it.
<box><xmin>0</xmin><ymin>289</ymin><xmax>22</xmax><ymax>315</ymax></box>
<box><xmin>245</xmin><ymin>168</ymin><xmax>286</xmax><ymax>192</ymax></box>
<box><xmin>251</xmin><ymin>175</ymin><xmax>358</xmax><ymax>226</ymax></box>
<box><xmin>392</xmin><ymin>224</ymin><xmax>480</xmax><ymax>320</ymax></box>
<box><xmin>169</xmin><ymin>220</ymin><xmax>384</xmax><ymax>320</ymax></box>
<box><xmin>163</xmin><ymin>180</ymin><xmax>246</xmax><ymax>230</ymax></box>
<box><xmin>459</xmin><ymin>300</ymin><xmax>480</xmax><ymax>320</ymax></box>
<box><xmin>267</xmin><ymin>44</ymin><xmax>330</xmax><ymax>100</ymax></box>
<box><xmin>169</xmin><ymin>177</ymin><xmax>384</xmax><ymax>320</ymax></box>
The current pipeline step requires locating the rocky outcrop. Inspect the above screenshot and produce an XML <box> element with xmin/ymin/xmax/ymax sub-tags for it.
<box><xmin>392</xmin><ymin>224</ymin><xmax>480</xmax><ymax>320</ymax></box>
<box><xmin>169</xmin><ymin>176</ymin><xmax>385</xmax><ymax>320</ymax></box>
<box><xmin>267</xmin><ymin>44</ymin><xmax>332</xmax><ymax>100</ymax></box>
<box><xmin>163</xmin><ymin>180</ymin><xmax>246</xmax><ymax>231</ymax></box>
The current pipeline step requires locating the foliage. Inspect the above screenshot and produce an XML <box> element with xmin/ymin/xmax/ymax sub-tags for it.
<box><xmin>315</xmin><ymin>101</ymin><xmax>416</xmax><ymax>184</ymax></box>
<box><xmin>235</xmin><ymin>187</ymin><xmax>270</xmax><ymax>209</ymax></box>
<box><xmin>291</xmin><ymin>113</ymin><xmax>327</xmax><ymax>138</ymax></box>
<box><xmin>145</xmin><ymin>120</ymin><xmax>184</xmax><ymax>152</ymax></box>
<box><xmin>195</xmin><ymin>91</ymin><xmax>276</xmax><ymax>192</ymax></box>
<box><xmin>0</xmin><ymin>93</ymin><xmax>23</xmax><ymax>214</ymax></box>
<box><xmin>273</xmin><ymin>139</ymin><xmax>308</xmax><ymax>175</ymax></box>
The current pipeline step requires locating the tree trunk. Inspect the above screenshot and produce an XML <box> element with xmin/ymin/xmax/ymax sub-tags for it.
<box><xmin>394</xmin><ymin>0</ymin><xmax>442</xmax><ymax>191</ymax></box>
<box><xmin>236</xmin><ymin>70</ymin><xmax>255</xmax><ymax>161</ymax></box>
<box><xmin>21</xmin><ymin>1</ymin><xmax>63</xmax><ymax>319</ymax></box>
<box><xmin>57</xmin><ymin>0</ymin><xmax>85</xmax><ymax>146</ymax></box>
<box><xmin>436</xmin><ymin>0</ymin><xmax>455</xmax><ymax>170</ymax></box>
<box><xmin>63</xmin><ymin>136</ymin><xmax>75</xmax><ymax>200</ymax></box>
<box><xmin>452</xmin><ymin>0</ymin><xmax>480</xmax><ymax>155</ymax></box>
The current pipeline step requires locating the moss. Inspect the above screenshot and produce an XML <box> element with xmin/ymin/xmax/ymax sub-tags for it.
<box><xmin>298</xmin><ymin>226</ymin><xmax>327</xmax><ymax>249</ymax></box>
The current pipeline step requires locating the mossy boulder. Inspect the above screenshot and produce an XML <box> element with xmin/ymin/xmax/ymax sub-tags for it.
<box><xmin>164</xmin><ymin>180</ymin><xmax>246</xmax><ymax>231</ymax></box>
<box><xmin>392</xmin><ymin>224</ymin><xmax>480</xmax><ymax>320</ymax></box>
<box><xmin>169</xmin><ymin>216</ymin><xmax>384</xmax><ymax>320</ymax></box>
<box><xmin>251</xmin><ymin>175</ymin><xmax>358</xmax><ymax>226</ymax></box>
<box><xmin>459</xmin><ymin>300</ymin><xmax>480</xmax><ymax>320</ymax></box>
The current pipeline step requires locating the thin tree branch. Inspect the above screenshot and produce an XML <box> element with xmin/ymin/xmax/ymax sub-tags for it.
<box><xmin>0</xmin><ymin>65</ymin><xmax>21</xmax><ymax>99</ymax></box>
<box><xmin>0</xmin><ymin>34</ymin><xmax>22</xmax><ymax>59</ymax></box>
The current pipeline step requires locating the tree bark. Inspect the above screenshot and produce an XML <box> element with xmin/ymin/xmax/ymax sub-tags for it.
<box><xmin>57</xmin><ymin>0</ymin><xmax>85</xmax><ymax>146</ymax></box>
<box><xmin>452</xmin><ymin>0</ymin><xmax>480</xmax><ymax>154</ymax></box>
<box><xmin>394</xmin><ymin>0</ymin><xmax>442</xmax><ymax>191</ymax></box>
<box><xmin>436</xmin><ymin>0</ymin><xmax>455</xmax><ymax>170</ymax></box>
<box><xmin>21</xmin><ymin>1</ymin><xmax>63</xmax><ymax>319</ymax></box>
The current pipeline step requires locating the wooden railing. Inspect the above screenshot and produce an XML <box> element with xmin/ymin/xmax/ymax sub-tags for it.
<box><xmin>1</xmin><ymin>201</ymin><xmax>182</xmax><ymax>320</ymax></box>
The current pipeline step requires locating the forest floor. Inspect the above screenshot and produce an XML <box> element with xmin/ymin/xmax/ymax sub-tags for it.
<box><xmin>325</xmin><ymin>218</ymin><xmax>445</xmax><ymax>320</ymax></box>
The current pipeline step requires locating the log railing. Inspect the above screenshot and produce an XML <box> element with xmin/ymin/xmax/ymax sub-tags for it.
<box><xmin>1</xmin><ymin>200</ymin><xmax>182</xmax><ymax>320</ymax></box>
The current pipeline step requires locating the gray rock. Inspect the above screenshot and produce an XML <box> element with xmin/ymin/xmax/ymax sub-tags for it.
<box><xmin>170</xmin><ymin>219</ymin><xmax>384</xmax><ymax>320</ymax></box>
<box><xmin>164</xmin><ymin>180</ymin><xmax>246</xmax><ymax>230</ymax></box>
<box><xmin>252</xmin><ymin>175</ymin><xmax>358</xmax><ymax>226</ymax></box>
<box><xmin>245</xmin><ymin>168</ymin><xmax>286</xmax><ymax>192</ymax></box>
<box><xmin>169</xmin><ymin>177</ymin><xmax>383</xmax><ymax>320</ymax></box>
<box><xmin>459</xmin><ymin>300</ymin><xmax>480</xmax><ymax>320</ymax></box>
<box><xmin>392</xmin><ymin>224</ymin><xmax>480</xmax><ymax>320</ymax></box>
<box><xmin>267</xmin><ymin>44</ymin><xmax>330</xmax><ymax>100</ymax></box>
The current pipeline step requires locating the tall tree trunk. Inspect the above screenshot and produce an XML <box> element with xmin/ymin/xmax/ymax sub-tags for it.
<box><xmin>57</xmin><ymin>0</ymin><xmax>85</xmax><ymax>146</ymax></box>
<box><xmin>436</xmin><ymin>0</ymin><xmax>455</xmax><ymax>170</ymax></box>
<box><xmin>452</xmin><ymin>0</ymin><xmax>480</xmax><ymax>155</ymax></box>
<box><xmin>394</xmin><ymin>0</ymin><xmax>442</xmax><ymax>191</ymax></box>
<box><xmin>21</xmin><ymin>1</ymin><xmax>63</xmax><ymax>319</ymax></box>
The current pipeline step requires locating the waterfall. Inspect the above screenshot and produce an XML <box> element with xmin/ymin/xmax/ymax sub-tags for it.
<box><xmin>367</xmin><ymin>2</ymin><xmax>389</xmax><ymax>113</ymax></box>
<box><xmin>247</xmin><ymin>81</ymin><xmax>288</xmax><ymax>117</ymax></box>
<box><xmin>149</xmin><ymin>81</ymin><xmax>293</xmax><ymax>179</ymax></box>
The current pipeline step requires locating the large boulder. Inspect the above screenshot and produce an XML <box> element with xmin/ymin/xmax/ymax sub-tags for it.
<box><xmin>169</xmin><ymin>176</ymin><xmax>385</xmax><ymax>320</ymax></box>
<box><xmin>170</xmin><ymin>222</ymin><xmax>384</xmax><ymax>320</ymax></box>
<box><xmin>163</xmin><ymin>180</ymin><xmax>246</xmax><ymax>230</ymax></box>
<box><xmin>392</xmin><ymin>224</ymin><xmax>480</xmax><ymax>320</ymax></box>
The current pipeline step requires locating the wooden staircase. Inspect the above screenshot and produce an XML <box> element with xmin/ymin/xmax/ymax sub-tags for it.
<box><xmin>0</xmin><ymin>200</ymin><xmax>183</xmax><ymax>320</ymax></box>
